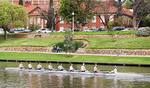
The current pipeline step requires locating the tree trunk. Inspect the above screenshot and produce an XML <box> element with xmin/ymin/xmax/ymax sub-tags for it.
<box><xmin>47</xmin><ymin>0</ymin><xmax>54</xmax><ymax>30</ymax></box>
<box><xmin>19</xmin><ymin>0</ymin><xmax>23</xmax><ymax>5</ymax></box>
<box><xmin>4</xmin><ymin>29</ymin><xmax>7</xmax><ymax>40</ymax></box>
<box><xmin>47</xmin><ymin>8</ymin><xmax>54</xmax><ymax>30</ymax></box>
<box><xmin>133</xmin><ymin>17</ymin><xmax>140</xmax><ymax>30</ymax></box>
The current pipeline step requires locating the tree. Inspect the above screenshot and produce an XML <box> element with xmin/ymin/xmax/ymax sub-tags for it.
<box><xmin>47</xmin><ymin>0</ymin><xmax>55</xmax><ymax>30</ymax></box>
<box><xmin>140</xmin><ymin>14</ymin><xmax>150</xmax><ymax>27</ymax></box>
<box><xmin>123</xmin><ymin>0</ymin><xmax>133</xmax><ymax>9</ymax></box>
<box><xmin>0</xmin><ymin>1</ymin><xmax>27</xmax><ymax>39</ymax></box>
<box><xmin>132</xmin><ymin>0</ymin><xmax>150</xmax><ymax>29</ymax></box>
<box><xmin>19</xmin><ymin>0</ymin><xmax>23</xmax><ymax>5</ymax></box>
<box><xmin>96</xmin><ymin>1</ymin><xmax>115</xmax><ymax>30</ymax></box>
<box><xmin>38</xmin><ymin>0</ymin><xmax>55</xmax><ymax>31</ymax></box>
<box><xmin>121</xmin><ymin>0</ymin><xmax>150</xmax><ymax>29</ymax></box>
<box><xmin>59</xmin><ymin>0</ymin><xmax>95</xmax><ymax>31</ymax></box>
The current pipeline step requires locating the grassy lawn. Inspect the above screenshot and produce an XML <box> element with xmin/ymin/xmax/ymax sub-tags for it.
<box><xmin>0</xmin><ymin>30</ymin><xmax>149</xmax><ymax>49</ymax></box>
<box><xmin>0</xmin><ymin>52</ymin><xmax>149</xmax><ymax>64</ymax></box>
<box><xmin>0</xmin><ymin>37</ymin><xmax>63</xmax><ymax>46</ymax></box>
<box><xmin>86</xmin><ymin>37</ymin><xmax>150</xmax><ymax>49</ymax></box>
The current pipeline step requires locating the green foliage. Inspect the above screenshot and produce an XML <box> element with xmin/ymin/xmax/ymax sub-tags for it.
<box><xmin>56</xmin><ymin>41</ymin><xmax>83</xmax><ymax>53</ymax></box>
<box><xmin>55</xmin><ymin>30</ymin><xmax>83</xmax><ymax>52</ymax></box>
<box><xmin>108</xmin><ymin>21</ymin><xmax>121</xmax><ymax>29</ymax></box>
<box><xmin>59</xmin><ymin>0</ymin><xmax>94</xmax><ymax>25</ymax></box>
<box><xmin>108</xmin><ymin>16</ymin><xmax>133</xmax><ymax>29</ymax></box>
<box><xmin>0</xmin><ymin>1</ymin><xmax>27</xmax><ymax>28</ymax></box>
<box><xmin>140</xmin><ymin>14</ymin><xmax>150</xmax><ymax>27</ymax></box>
<box><xmin>0</xmin><ymin>0</ymin><xmax>27</xmax><ymax>39</ymax></box>
<box><xmin>123</xmin><ymin>0</ymin><xmax>133</xmax><ymax>9</ymax></box>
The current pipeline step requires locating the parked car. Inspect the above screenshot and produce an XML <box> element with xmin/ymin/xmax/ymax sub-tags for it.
<box><xmin>122</xmin><ymin>28</ymin><xmax>133</xmax><ymax>31</ymax></box>
<box><xmin>58</xmin><ymin>30</ymin><xmax>65</xmax><ymax>32</ymax></box>
<box><xmin>0</xmin><ymin>28</ymin><xmax>9</xmax><ymax>34</ymax></box>
<box><xmin>112</xmin><ymin>26</ymin><xmax>125</xmax><ymax>31</ymax></box>
<box><xmin>9</xmin><ymin>28</ymin><xmax>31</xmax><ymax>33</ymax></box>
<box><xmin>24</xmin><ymin>29</ymin><xmax>32</xmax><ymax>33</ymax></box>
<box><xmin>36</xmin><ymin>28</ymin><xmax>51</xmax><ymax>33</ymax></box>
<box><xmin>83</xmin><ymin>29</ymin><xmax>93</xmax><ymax>32</ymax></box>
<box><xmin>0</xmin><ymin>28</ymin><xmax>4</xmax><ymax>34</ymax></box>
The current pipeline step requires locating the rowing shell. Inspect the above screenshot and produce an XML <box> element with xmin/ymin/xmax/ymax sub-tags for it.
<box><xmin>5</xmin><ymin>67</ymin><xmax>116</xmax><ymax>76</ymax></box>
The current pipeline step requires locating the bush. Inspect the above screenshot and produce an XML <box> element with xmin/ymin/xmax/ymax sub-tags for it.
<box><xmin>55</xmin><ymin>41</ymin><xmax>83</xmax><ymax>53</ymax></box>
<box><xmin>108</xmin><ymin>21</ymin><xmax>122</xmax><ymax>30</ymax></box>
<box><xmin>140</xmin><ymin>14</ymin><xmax>150</xmax><ymax>27</ymax></box>
<box><xmin>29</xmin><ymin>24</ymin><xmax>41</xmax><ymax>31</ymax></box>
<box><xmin>53</xmin><ymin>30</ymin><xmax>83</xmax><ymax>53</ymax></box>
<box><xmin>136</xmin><ymin>27</ymin><xmax>150</xmax><ymax>37</ymax></box>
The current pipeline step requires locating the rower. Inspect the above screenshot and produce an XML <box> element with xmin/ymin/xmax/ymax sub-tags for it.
<box><xmin>37</xmin><ymin>63</ymin><xmax>42</xmax><ymax>70</ymax></box>
<box><xmin>28</xmin><ymin>63</ymin><xmax>33</xmax><ymax>70</ymax></box>
<box><xmin>93</xmin><ymin>64</ymin><xmax>98</xmax><ymax>73</ymax></box>
<box><xmin>48</xmin><ymin>63</ymin><xmax>53</xmax><ymax>71</ymax></box>
<box><xmin>58</xmin><ymin>64</ymin><xmax>64</xmax><ymax>71</ymax></box>
<box><xmin>19</xmin><ymin>62</ymin><xmax>24</xmax><ymax>69</ymax></box>
<box><xmin>69</xmin><ymin>64</ymin><xmax>74</xmax><ymax>72</ymax></box>
<box><xmin>80</xmin><ymin>63</ymin><xmax>86</xmax><ymax>72</ymax></box>
<box><xmin>111</xmin><ymin>66</ymin><xmax>117</xmax><ymax>74</ymax></box>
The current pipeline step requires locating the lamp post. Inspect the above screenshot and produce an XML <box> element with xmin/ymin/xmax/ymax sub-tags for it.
<box><xmin>72</xmin><ymin>12</ymin><xmax>75</xmax><ymax>33</ymax></box>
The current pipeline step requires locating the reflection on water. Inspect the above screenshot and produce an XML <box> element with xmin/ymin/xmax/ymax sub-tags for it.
<box><xmin>0</xmin><ymin>71</ymin><xmax>150</xmax><ymax>88</ymax></box>
<box><xmin>0</xmin><ymin>62</ymin><xmax>150</xmax><ymax>88</ymax></box>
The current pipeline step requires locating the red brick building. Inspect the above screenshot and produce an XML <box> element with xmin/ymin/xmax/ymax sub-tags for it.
<box><xmin>9</xmin><ymin>0</ymin><xmax>132</xmax><ymax>31</ymax></box>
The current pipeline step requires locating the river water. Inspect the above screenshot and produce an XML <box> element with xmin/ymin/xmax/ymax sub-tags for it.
<box><xmin>0</xmin><ymin>62</ymin><xmax>150</xmax><ymax>88</ymax></box>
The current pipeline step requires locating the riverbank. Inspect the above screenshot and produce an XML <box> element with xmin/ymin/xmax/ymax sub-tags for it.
<box><xmin>0</xmin><ymin>52</ymin><xmax>150</xmax><ymax>66</ymax></box>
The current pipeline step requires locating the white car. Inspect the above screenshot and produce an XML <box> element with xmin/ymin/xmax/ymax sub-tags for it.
<box><xmin>0</xmin><ymin>28</ymin><xmax>9</xmax><ymax>34</ymax></box>
<box><xmin>0</xmin><ymin>28</ymin><xmax>4</xmax><ymax>34</ymax></box>
<box><xmin>36</xmin><ymin>28</ymin><xmax>51</xmax><ymax>33</ymax></box>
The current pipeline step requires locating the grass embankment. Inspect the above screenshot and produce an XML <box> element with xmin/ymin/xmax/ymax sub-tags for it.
<box><xmin>0</xmin><ymin>37</ymin><xmax>63</xmax><ymax>46</ymax></box>
<box><xmin>0</xmin><ymin>36</ymin><xmax>149</xmax><ymax>49</ymax></box>
<box><xmin>0</xmin><ymin>52</ymin><xmax>149</xmax><ymax>64</ymax></box>
<box><xmin>0</xmin><ymin>30</ymin><xmax>150</xmax><ymax>49</ymax></box>
<box><xmin>86</xmin><ymin>37</ymin><xmax>150</xmax><ymax>49</ymax></box>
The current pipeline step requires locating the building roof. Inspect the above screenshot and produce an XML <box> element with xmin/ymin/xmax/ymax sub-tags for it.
<box><xmin>22</xmin><ymin>0</ymin><xmax>132</xmax><ymax>17</ymax></box>
<box><xmin>94</xmin><ymin>1</ymin><xmax>133</xmax><ymax>17</ymax></box>
<box><xmin>24</xmin><ymin>1</ymin><xmax>48</xmax><ymax>16</ymax></box>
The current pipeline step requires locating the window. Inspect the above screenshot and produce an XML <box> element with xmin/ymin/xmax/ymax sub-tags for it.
<box><xmin>92</xmin><ymin>16</ymin><xmax>96</xmax><ymax>23</ymax></box>
<box><xmin>60</xmin><ymin>17</ymin><xmax>64</xmax><ymax>24</ymax></box>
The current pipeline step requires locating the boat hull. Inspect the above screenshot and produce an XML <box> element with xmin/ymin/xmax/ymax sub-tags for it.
<box><xmin>5</xmin><ymin>67</ymin><xmax>115</xmax><ymax>76</ymax></box>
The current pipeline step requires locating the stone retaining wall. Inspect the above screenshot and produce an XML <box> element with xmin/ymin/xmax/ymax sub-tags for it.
<box><xmin>76</xmin><ymin>48</ymin><xmax>150</xmax><ymax>55</ymax></box>
<box><xmin>0</xmin><ymin>46</ymin><xmax>52</xmax><ymax>52</ymax></box>
<box><xmin>0</xmin><ymin>46</ymin><xmax>150</xmax><ymax>56</ymax></box>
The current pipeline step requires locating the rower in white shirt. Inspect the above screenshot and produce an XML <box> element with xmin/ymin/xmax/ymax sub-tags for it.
<box><xmin>37</xmin><ymin>63</ymin><xmax>42</xmax><ymax>70</ymax></box>
<box><xmin>69</xmin><ymin>64</ymin><xmax>74</xmax><ymax>72</ymax></box>
<box><xmin>19</xmin><ymin>62</ymin><xmax>24</xmax><ymax>69</ymax></box>
<box><xmin>93</xmin><ymin>64</ymin><xmax>98</xmax><ymax>73</ymax></box>
<box><xmin>58</xmin><ymin>64</ymin><xmax>64</xmax><ymax>71</ymax></box>
<box><xmin>80</xmin><ymin>63</ymin><xmax>86</xmax><ymax>72</ymax></box>
<box><xmin>28</xmin><ymin>63</ymin><xmax>33</xmax><ymax>70</ymax></box>
<box><xmin>111</xmin><ymin>66</ymin><xmax>117</xmax><ymax>74</ymax></box>
<box><xmin>48</xmin><ymin>63</ymin><xmax>53</xmax><ymax>71</ymax></box>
